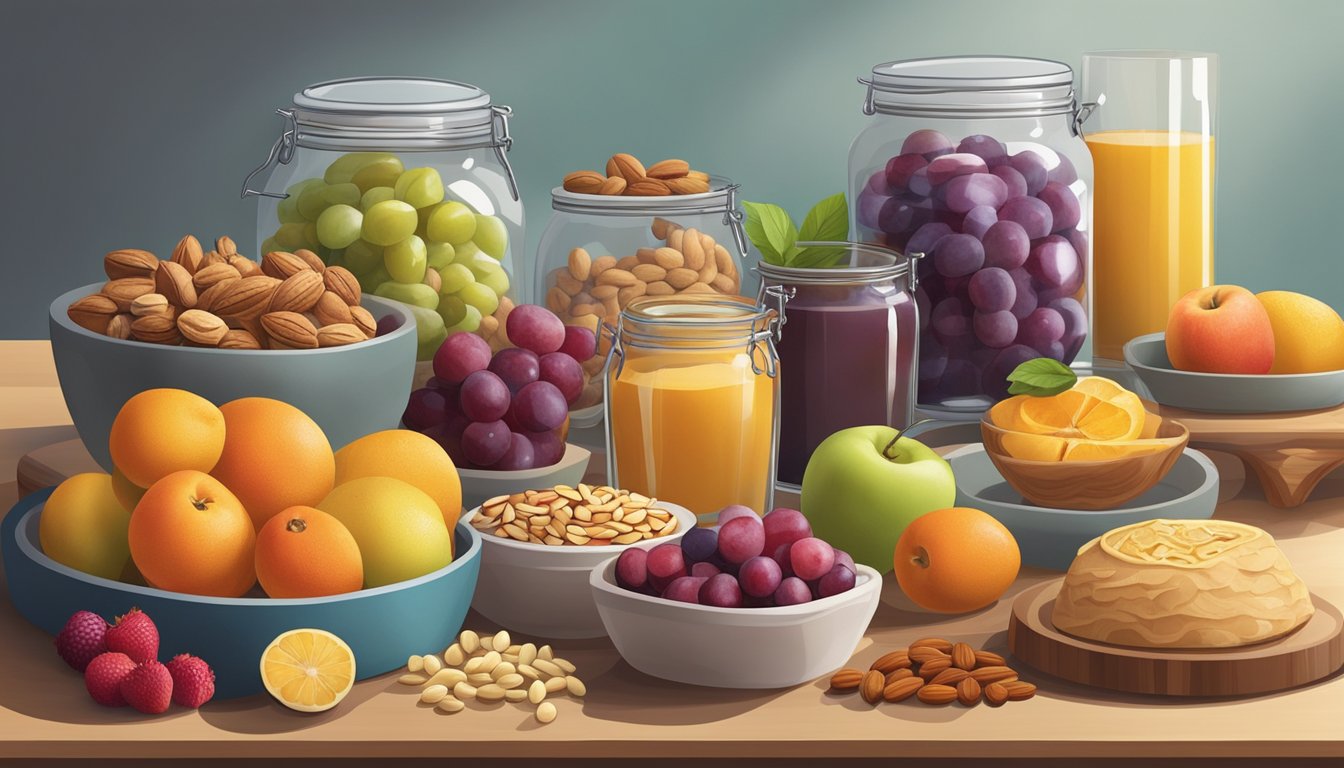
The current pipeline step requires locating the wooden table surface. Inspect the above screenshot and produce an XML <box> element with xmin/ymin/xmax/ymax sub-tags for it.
<box><xmin>2</xmin><ymin>341</ymin><xmax>1343</xmax><ymax>762</ymax></box>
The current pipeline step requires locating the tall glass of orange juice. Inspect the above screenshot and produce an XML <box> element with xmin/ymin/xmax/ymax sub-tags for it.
<box><xmin>604</xmin><ymin>294</ymin><xmax>783</xmax><ymax>522</ymax></box>
<box><xmin>1082</xmin><ymin>51</ymin><xmax>1217</xmax><ymax>362</ymax></box>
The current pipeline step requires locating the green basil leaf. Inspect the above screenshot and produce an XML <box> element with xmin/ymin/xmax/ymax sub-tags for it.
<box><xmin>1005</xmin><ymin>357</ymin><xmax>1078</xmax><ymax>397</ymax></box>
<box><xmin>742</xmin><ymin>201</ymin><xmax>797</xmax><ymax>266</ymax></box>
<box><xmin>788</xmin><ymin>244</ymin><xmax>848</xmax><ymax>268</ymax></box>
<box><xmin>797</xmin><ymin>192</ymin><xmax>849</xmax><ymax>243</ymax></box>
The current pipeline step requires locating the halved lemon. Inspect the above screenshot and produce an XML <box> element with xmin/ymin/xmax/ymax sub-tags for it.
<box><xmin>260</xmin><ymin>628</ymin><xmax>356</xmax><ymax>712</ymax></box>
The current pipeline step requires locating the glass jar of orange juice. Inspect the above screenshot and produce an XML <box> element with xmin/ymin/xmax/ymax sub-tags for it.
<box><xmin>604</xmin><ymin>293</ymin><xmax>786</xmax><ymax>520</ymax></box>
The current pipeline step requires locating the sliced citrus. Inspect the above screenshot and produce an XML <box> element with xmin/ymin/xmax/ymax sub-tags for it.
<box><xmin>1016</xmin><ymin>389</ymin><xmax>1098</xmax><ymax>434</ymax></box>
<box><xmin>260</xmin><ymin>628</ymin><xmax>356</xmax><ymax>712</ymax></box>
<box><xmin>1062</xmin><ymin>440</ymin><xmax>1169</xmax><ymax>462</ymax></box>
<box><xmin>1071</xmin><ymin>376</ymin><xmax>1130</xmax><ymax>401</ymax></box>
<box><xmin>999</xmin><ymin>431</ymin><xmax>1068</xmax><ymax>462</ymax></box>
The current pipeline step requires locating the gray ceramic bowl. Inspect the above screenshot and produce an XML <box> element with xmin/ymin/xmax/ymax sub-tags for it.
<box><xmin>1124</xmin><ymin>332</ymin><xmax>1344</xmax><ymax>413</ymax></box>
<box><xmin>50</xmin><ymin>283</ymin><xmax>417</xmax><ymax>470</ymax></box>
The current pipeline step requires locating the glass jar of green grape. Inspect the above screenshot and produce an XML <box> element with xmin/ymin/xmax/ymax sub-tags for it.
<box><xmin>243</xmin><ymin>77</ymin><xmax>523</xmax><ymax>360</ymax></box>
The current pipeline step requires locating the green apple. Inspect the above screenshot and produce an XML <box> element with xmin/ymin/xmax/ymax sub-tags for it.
<box><xmin>800</xmin><ymin>426</ymin><xmax>955</xmax><ymax>573</ymax></box>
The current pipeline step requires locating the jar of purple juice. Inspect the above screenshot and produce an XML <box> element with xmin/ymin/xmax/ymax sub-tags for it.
<box><xmin>757</xmin><ymin>242</ymin><xmax>918</xmax><ymax>488</ymax></box>
<box><xmin>849</xmin><ymin>56</ymin><xmax>1093</xmax><ymax>414</ymax></box>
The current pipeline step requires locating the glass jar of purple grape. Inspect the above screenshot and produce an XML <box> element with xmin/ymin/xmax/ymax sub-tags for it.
<box><xmin>756</xmin><ymin>242</ymin><xmax>919</xmax><ymax>488</ymax></box>
<box><xmin>850</xmin><ymin>56</ymin><xmax>1092</xmax><ymax>413</ymax></box>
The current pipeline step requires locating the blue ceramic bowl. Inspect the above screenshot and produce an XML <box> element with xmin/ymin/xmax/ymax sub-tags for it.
<box><xmin>49</xmin><ymin>283</ymin><xmax>418</xmax><ymax>471</ymax></box>
<box><xmin>2</xmin><ymin>487</ymin><xmax>482</xmax><ymax>699</ymax></box>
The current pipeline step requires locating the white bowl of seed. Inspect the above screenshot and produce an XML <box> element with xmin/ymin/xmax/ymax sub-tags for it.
<box><xmin>462</xmin><ymin>483</ymin><xmax>696</xmax><ymax>640</ymax></box>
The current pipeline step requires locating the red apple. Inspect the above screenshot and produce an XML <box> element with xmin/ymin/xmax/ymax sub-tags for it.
<box><xmin>1166</xmin><ymin>286</ymin><xmax>1275</xmax><ymax>374</ymax></box>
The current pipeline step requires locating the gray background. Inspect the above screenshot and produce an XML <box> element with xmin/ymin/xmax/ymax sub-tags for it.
<box><xmin>3</xmin><ymin>0</ymin><xmax>1341</xmax><ymax>339</ymax></box>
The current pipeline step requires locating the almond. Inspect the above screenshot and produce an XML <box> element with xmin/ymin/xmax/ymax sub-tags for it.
<box><xmin>828</xmin><ymin>668</ymin><xmax>863</xmax><ymax>691</ymax></box>
<box><xmin>884</xmin><ymin>668</ymin><xmax>915</xmax><ymax>685</ymax></box>
<box><xmin>646</xmin><ymin>159</ymin><xmax>690</xmax><ymax>180</ymax></box>
<box><xmin>218</xmin><ymin>329</ymin><xmax>262</xmax><ymax>350</ymax></box>
<box><xmin>349</xmin><ymin>305</ymin><xmax>377</xmax><ymax>337</ymax></box>
<box><xmin>929</xmin><ymin>668</ymin><xmax>970</xmax><ymax>687</ymax></box>
<box><xmin>294</xmin><ymin>248</ymin><xmax>326</xmax><ymax>272</ymax></box>
<box><xmin>268</xmin><ymin>270</ymin><xmax>324</xmax><ymax>313</ymax></box>
<box><xmin>192</xmin><ymin>263</ymin><xmax>242</xmax><ymax>291</ymax></box>
<box><xmin>910</xmin><ymin>638</ymin><xmax>954</xmax><ymax>654</ymax></box>
<box><xmin>229</xmin><ymin>255</ymin><xmax>262</xmax><ymax>277</ymax></box>
<box><xmin>969</xmin><ymin>666</ymin><xmax>1019</xmax><ymax>685</ymax></box>
<box><xmin>212</xmin><ymin>275</ymin><xmax>281</xmax><ymax>321</ymax></box>
<box><xmin>711</xmin><ymin>274</ymin><xmax>739</xmax><ymax>294</ymax></box>
<box><xmin>651</xmin><ymin>217</ymin><xmax>681</xmax><ymax>240</ymax></box>
<box><xmin>67</xmin><ymin>294</ymin><xmax>119</xmax><ymax>334</ymax></box>
<box><xmin>591</xmin><ymin>284</ymin><xmax>619</xmax><ymax>301</ymax></box>
<box><xmin>860</xmin><ymin>670</ymin><xmax>885</xmax><ymax>705</ymax></box>
<box><xmin>546</xmin><ymin>287</ymin><xmax>571</xmax><ymax>314</ymax></box>
<box><xmin>555</xmin><ymin>270</ymin><xmax>583</xmax><ymax>296</ymax></box>
<box><xmin>171</xmin><ymin>235</ymin><xmax>204</xmax><ymax>274</ymax></box>
<box><xmin>323</xmin><ymin>266</ymin><xmax>362</xmax><ymax>306</ymax></box>
<box><xmin>653</xmin><ymin>247</ymin><xmax>684</xmax><ymax>270</ymax></box>
<box><xmin>909</xmin><ymin>645</ymin><xmax>950</xmax><ymax>665</ymax></box>
<box><xmin>882</xmin><ymin>676</ymin><xmax>924</xmax><ymax>703</ymax></box>
<box><xmin>679</xmin><ymin>282</ymin><xmax>716</xmax><ymax>295</ymax></box>
<box><xmin>984</xmin><ymin>681</ymin><xmax>1009</xmax><ymax>707</ymax></box>
<box><xmin>664</xmin><ymin>268</ymin><xmax>699</xmax><ymax>290</ymax></box>
<box><xmin>103</xmin><ymin>249</ymin><xmax>158</xmax><ymax>280</ymax></box>
<box><xmin>666</xmin><ymin>176</ymin><xmax>711</xmax><ymax>195</ymax></box>
<box><xmin>598</xmin><ymin>176</ymin><xmax>626</xmax><ymax>195</ymax></box>
<box><xmin>974</xmin><ymin>650</ymin><xmax>1007</xmax><ymax>668</ymax></box>
<box><xmin>101</xmin><ymin>277</ymin><xmax>156</xmax><ymax>312</ymax></box>
<box><xmin>562</xmin><ymin>170</ymin><xmax>606</xmax><ymax>194</ymax></box>
<box><xmin>625</xmin><ymin>179</ymin><xmax>670</xmax><ymax>196</ymax></box>
<box><xmin>130</xmin><ymin>293</ymin><xmax>171</xmax><ymax>317</ymax></box>
<box><xmin>605</xmin><ymin>153</ymin><xmax>646</xmax><ymax>182</ymax></box>
<box><xmin>195</xmin><ymin>279</ymin><xmax>238</xmax><ymax>313</ymax></box>
<box><xmin>635</xmin><ymin>247</ymin><xmax>660</xmax><ymax>265</ymax></box>
<box><xmin>154</xmin><ymin>261</ymin><xmax>198</xmax><ymax>309</ymax></box>
<box><xmin>952</xmin><ymin>642</ymin><xmax>976</xmax><ymax>671</ymax></box>
<box><xmin>130</xmin><ymin>311</ymin><xmax>181</xmax><ymax>344</ymax></box>
<box><xmin>714</xmin><ymin>244</ymin><xmax>737</xmax><ymax>277</ymax></box>
<box><xmin>106</xmin><ymin>314</ymin><xmax>132</xmax><ymax>340</ymax></box>
<box><xmin>313</xmin><ymin>291</ymin><xmax>354</xmax><ymax>326</ymax></box>
<box><xmin>317</xmin><ymin>323</ymin><xmax>366</xmax><ymax>347</ymax></box>
<box><xmin>917</xmin><ymin>657</ymin><xmax>952</xmax><ymax>681</ymax></box>
<box><xmin>216</xmin><ymin>235</ymin><xmax>238</xmax><ymax>257</ymax></box>
<box><xmin>681</xmin><ymin>228</ymin><xmax>707</xmax><ymax>270</ymax></box>
<box><xmin>177</xmin><ymin>309</ymin><xmax>228</xmax><ymax>346</ymax></box>
<box><xmin>201</xmin><ymin>250</ymin><xmax>228</xmax><ymax>268</ymax></box>
<box><xmin>595</xmin><ymin>268</ymin><xmax>638</xmax><ymax>288</ymax></box>
<box><xmin>616</xmin><ymin>255</ymin><xmax>640</xmax><ymax>271</ymax></box>
<box><xmin>261</xmin><ymin>251</ymin><xmax>311</xmax><ymax>280</ymax></box>
<box><xmin>957</xmin><ymin>677</ymin><xmax>982</xmax><ymax>706</ymax></box>
<box><xmin>687</xmin><ymin>170</ymin><xmax>710</xmax><ymax>183</ymax></box>
<box><xmin>916</xmin><ymin>684</ymin><xmax>958</xmax><ymax>705</ymax></box>
<box><xmin>568</xmin><ymin>248</ymin><xmax>592</xmax><ymax>281</ymax></box>
<box><xmin>261</xmin><ymin>311</ymin><xmax>319</xmax><ymax>349</ymax></box>
<box><xmin>617</xmin><ymin>283</ymin><xmax>646</xmax><ymax>305</ymax></box>
<box><xmin>589</xmin><ymin>256</ymin><xmax>617</xmax><ymax>278</ymax></box>
<box><xmin>645</xmin><ymin>280</ymin><xmax>675</xmax><ymax>296</ymax></box>
<box><xmin>1002</xmin><ymin>681</ymin><xmax>1036</xmax><ymax>701</ymax></box>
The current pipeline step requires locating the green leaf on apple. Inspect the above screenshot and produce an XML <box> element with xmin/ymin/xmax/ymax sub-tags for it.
<box><xmin>1006</xmin><ymin>358</ymin><xmax>1077</xmax><ymax>397</ymax></box>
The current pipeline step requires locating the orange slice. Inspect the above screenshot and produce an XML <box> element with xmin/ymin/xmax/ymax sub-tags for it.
<box><xmin>999</xmin><ymin>431</ymin><xmax>1068</xmax><ymax>462</ymax></box>
<box><xmin>1062</xmin><ymin>440</ymin><xmax>1169</xmax><ymax>462</ymax></box>
<box><xmin>260</xmin><ymin>628</ymin><xmax>356</xmax><ymax>712</ymax></box>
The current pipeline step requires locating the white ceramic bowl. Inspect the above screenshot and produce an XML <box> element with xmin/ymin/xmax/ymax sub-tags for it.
<box><xmin>462</xmin><ymin>501</ymin><xmax>695</xmax><ymax>639</ymax></box>
<box><xmin>456</xmin><ymin>443</ymin><xmax>592</xmax><ymax>511</ymax></box>
<box><xmin>590</xmin><ymin>558</ymin><xmax>882</xmax><ymax>688</ymax></box>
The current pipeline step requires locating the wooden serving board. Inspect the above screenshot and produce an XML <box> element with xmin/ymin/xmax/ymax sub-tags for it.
<box><xmin>1153</xmin><ymin>400</ymin><xmax>1344</xmax><ymax>508</ymax></box>
<box><xmin>1008</xmin><ymin>579</ymin><xmax>1344</xmax><ymax>697</ymax></box>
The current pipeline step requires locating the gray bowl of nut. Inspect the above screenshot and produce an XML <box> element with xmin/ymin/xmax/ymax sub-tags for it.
<box><xmin>461</xmin><ymin>484</ymin><xmax>696</xmax><ymax>640</ymax></box>
<box><xmin>51</xmin><ymin>245</ymin><xmax>417</xmax><ymax>470</ymax></box>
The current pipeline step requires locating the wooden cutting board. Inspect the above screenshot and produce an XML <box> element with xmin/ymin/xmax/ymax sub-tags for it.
<box><xmin>1008</xmin><ymin>579</ymin><xmax>1344</xmax><ymax>697</ymax></box>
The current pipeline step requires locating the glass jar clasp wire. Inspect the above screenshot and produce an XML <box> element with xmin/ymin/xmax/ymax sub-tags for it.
<box><xmin>240</xmin><ymin>109</ymin><xmax>297</xmax><ymax>200</ymax></box>
<box><xmin>491</xmin><ymin>105</ymin><xmax>521</xmax><ymax>202</ymax></box>
<box><xmin>749</xmin><ymin>285</ymin><xmax>792</xmax><ymax>378</ymax></box>
<box><xmin>721</xmin><ymin>184</ymin><xmax>751</xmax><ymax>258</ymax></box>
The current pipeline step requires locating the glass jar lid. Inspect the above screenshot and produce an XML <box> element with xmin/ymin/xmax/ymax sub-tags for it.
<box><xmin>860</xmin><ymin>56</ymin><xmax>1076</xmax><ymax>119</ymax></box>
<box><xmin>550</xmin><ymin>176</ymin><xmax>750</xmax><ymax>256</ymax></box>
<box><xmin>289</xmin><ymin>77</ymin><xmax>508</xmax><ymax>150</ymax></box>
<box><xmin>756</xmin><ymin>242</ymin><xmax>915</xmax><ymax>286</ymax></box>
<box><xmin>618</xmin><ymin>294</ymin><xmax>773</xmax><ymax>347</ymax></box>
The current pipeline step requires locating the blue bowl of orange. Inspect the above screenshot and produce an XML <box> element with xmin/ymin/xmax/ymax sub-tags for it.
<box><xmin>1</xmin><ymin>486</ymin><xmax>482</xmax><ymax>699</ymax></box>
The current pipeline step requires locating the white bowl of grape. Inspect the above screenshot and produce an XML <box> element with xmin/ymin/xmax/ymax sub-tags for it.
<box><xmin>590</xmin><ymin>506</ymin><xmax>882</xmax><ymax>689</ymax></box>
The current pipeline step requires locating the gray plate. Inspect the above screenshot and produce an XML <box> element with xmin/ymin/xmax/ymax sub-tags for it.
<box><xmin>944</xmin><ymin>444</ymin><xmax>1219</xmax><ymax>571</ymax></box>
<box><xmin>1124</xmin><ymin>332</ymin><xmax>1344</xmax><ymax>414</ymax></box>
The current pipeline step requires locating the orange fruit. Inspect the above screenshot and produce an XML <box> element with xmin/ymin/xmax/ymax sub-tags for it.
<box><xmin>333</xmin><ymin>430</ymin><xmax>462</xmax><ymax>532</ymax></box>
<box><xmin>128</xmin><ymin>469</ymin><xmax>256</xmax><ymax>597</ymax></box>
<box><xmin>210</xmin><ymin>398</ymin><xmax>335</xmax><ymax>531</ymax></box>
<box><xmin>110</xmin><ymin>466</ymin><xmax>147</xmax><ymax>513</ymax></box>
<box><xmin>109</xmin><ymin>389</ymin><xmax>226</xmax><ymax>488</ymax></box>
<box><xmin>255</xmin><ymin>506</ymin><xmax>363</xmax><ymax>598</ymax></box>
<box><xmin>260</xmin><ymin>628</ymin><xmax>355</xmax><ymax>712</ymax></box>
<box><xmin>893</xmin><ymin>507</ymin><xmax>1020</xmax><ymax>614</ymax></box>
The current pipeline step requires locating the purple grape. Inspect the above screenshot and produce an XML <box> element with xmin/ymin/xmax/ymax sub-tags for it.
<box><xmin>1064</xmin><ymin>228</ymin><xmax>1088</xmax><ymax>260</ymax></box>
<box><xmin>690</xmin><ymin>561</ymin><xmax>721</xmax><ymax>579</ymax></box>
<box><xmin>919</xmin><ymin>333</ymin><xmax>948</xmax><ymax>384</ymax></box>
<box><xmin>1008</xmin><ymin>268</ymin><xmax>1038</xmax><ymax>319</ymax></box>
<box><xmin>962</xmin><ymin>205</ymin><xmax>997</xmax><ymax>240</ymax></box>
<box><xmin>982</xmin><ymin>344</ymin><xmax>1038</xmax><ymax>400</ymax></box>
<box><xmin>905</xmin><ymin>222</ymin><xmax>952</xmax><ymax>257</ymax></box>
<box><xmin>817</xmin><ymin>564</ymin><xmax>856</xmax><ymax>598</ymax></box>
<box><xmin>740</xmin><ymin>556</ymin><xmax>783</xmax><ymax>598</ymax></box>
<box><xmin>680</xmin><ymin>526</ymin><xmax>719</xmax><ymax>564</ymax></box>
<box><xmin>938</xmin><ymin>359</ymin><xmax>981</xmax><ymax>397</ymax></box>
<box><xmin>717</xmin><ymin>504</ymin><xmax>761</xmax><ymax>527</ymax></box>
<box><xmin>1027</xmin><ymin>235</ymin><xmax>1082</xmax><ymax>294</ymax></box>
<box><xmin>487</xmin><ymin>347</ymin><xmax>540</xmax><ymax>393</ymax></box>
<box><xmin>1037</xmin><ymin>181</ymin><xmax>1081</xmax><ymax>232</ymax></box>
<box><xmin>907</xmin><ymin>166</ymin><xmax>933</xmax><ymax>197</ymax></box>
<box><xmin>884</xmin><ymin>230</ymin><xmax>910</xmax><ymax>252</ymax></box>
<box><xmin>493</xmin><ymin>431</ymin><xmax>536</xmax><ymax>471</ymax></box>
<box><xmin>1018</xmin><ymin>307</ymin><xmax>1067</xmax><ymax>352</ymax></box>
<box><xmin>773</xmin><ymin>576</ymin><xmax>813</xmax><ymax>606</ymax></box>
<box><xmin>538</xmin><ymin>352</ymin><xmax>584</xmax><ymax>405</ymax></box>
<box><xmin>698</xmin><ymin>573</ymin><xmax>744</xmax><ymax>608</ymax></box>
<box><xmin>991</xmin><ymin>165</ymin><xmax>1028</xmax><ymax>198</ymax></box>
<box><xmin>762</xmin><ymin>508</ymin><xmax>811</xmax><ymax>554</ymax></box>
<box><xmin>647</xmin><ymin>542</ymin><xmax>687</xmax><ymax>592</ymax></box>
<box><xmin>927</xmin><ymin>153</ymin><xmax>988</xmax><ymax>186</ymax></box>
<box><xmin>973</xmin><ymin>310</ymin><xmax>1018</xmax><ymax>348</ymax></box>
<box><xmin>957</xmin><ymin>134</ymin><xmax>1006</xmax><ymax>162</ymax></box>
<box><xmin>944</xmin><ymin>173</ymin><xmax>1008</xmax><ymax>214</ymax></box>
<box><xmin>931</xmin><ymin>297</ymin><xmax>972</xmax><ymax>343</ymax></box>
<box><xmin>662</xmin><ymin>576</ymin><xmax>708</xmax><ymax>604</ymax></box>
<box><xmin>982</xmin><ymin>220</ymin><xmax>1031</xmax><ymax>270</ymax></box>
<box><xmin>461</xmin><ymin>419</ymin><xmax>511</xmax><ymax>467</ymax></box>
<box><xmin>901</xmin><ymin>128</ymin><xmax>954</xmax><ymax>158</ymax></box>
<box><xmin>506</xmin><ymin>304</ymin><xmax>565</xmax><ymax>355</ymax></box>
<box><xmin>718</xmin><ymin>516</ymin><xmax>765</xmax><ymax>564</ymax></box>
<box><xmin>459</xmin><ymin>370</ymin><xmax>510</xmax><ymax>422</ymax></box>
<box><xmin>616</xmin><ymin>547</ymin><xmax>649</xmax><ymax>590</ymax></box>
<box><xmin>402</xmin><ymin>388</ymin><xmax>448</xmax><ymax>431</ymax></box>
<box><xmin>375</xmin><ymin>314</ymin><xmax>402</xmax><ymax>337</ymax></box>
<box><xmin>789</xmin><ymin>537</ymin><xmax>836</xmax><ymax>581</ymax></box>
<box><xmin>833</xmin><ymin>549</ymin><xmax>856</xmax><ymax>575</ymax></box>
<box><xmin>559</xmin><ymin>325</ymin><xmax>597</xmax><ymax>363</ymax></box>
<box><xmin>865</xmin><ymin>169</ymin><xmax>891</xmax><ymax>195</ymax></box>
<box><xmin>433</xmin><ymin>331</ymin><xmax>492</xmax><ymax>385</ymax></box>
<box><xmin>932</xmin><ymin>234</ymin><xmax>984</xmax><ymax>278</ymax></box>
<box><xmin>526</xmin><ymin>429</ymin><xmax>564</xmax><ymax>467</ymax></box>
<box><xmin>709</xmin><ymin>552</ymin><xmax>740</xmax><ymax>576</ymax></box>
<box><xmin>1048</xmin><ymin>296</ymin><xmax>1088</xmax><ymax>361</ymax></box>
<box><xmin>944</xmin><ymin>274</ymin><xmax>972</xmax><ymax>300</ymax></box>
<box><xmin>1008</xmin><ymin>151</ymin><xmax>1048</xmax><ymax>195</ymax></box>
<box><xmin>878</xmin><ymin>197</ymin><xmax>928</xmax><ymax>234</ymax></box>
<box><xmin>769</xmin><ymin>542</ymin><xmax>795</xmax><ymax>578</ymax></box>
<box><xmin>855</xmin><ymin>189</ymin><xmax>888</xmax><ymax>231</ymax></box>
<box><xmin>998</xmin><ymin>196</ymin><xmax>1053</xmax><ymax>239</ymax></box>
<box><xmin>968</xmin><ymin>267</ymin><xmax>1016</xmax><ymax>312</ymax></box>
<box><xmin>512</xmin><ymin>381</ymin><xmax>567</xmax><ymax>432</ymax></box>
<box><xmin>884</xmin><ymin>153</ymin><xmax>928</xmax><ymax>192</ymax></box>
<box><xmin>1048</xmin><ymin>152</ymin><xmax>1078</xmax><ymax>184</ymax></box>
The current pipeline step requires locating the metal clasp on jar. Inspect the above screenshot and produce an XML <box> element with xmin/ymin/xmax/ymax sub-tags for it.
<box><xmin>239</xmin><ymin>109</ymin><xmax>297</xmax><ymax>199</ymax></box>
<box><xmin>748</xmin><ymin>285</ymin><xmax>792</xmax><ymax>377</ymax></box>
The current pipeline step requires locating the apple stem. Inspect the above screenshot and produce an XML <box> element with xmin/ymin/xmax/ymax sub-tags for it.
<box><xmin>912</xmin><ymin>546</ymin><xmax>931</xmax><ymax>570</ymax></box>
<box><xmin>882</xmin><ymin>418</ymin><xmax>935</xmax><ymax>461</ymax></box>
<box><xmin>189</xmin><ymin>495</ymin><xmax>211</xmax><ymax>512</ymax></box>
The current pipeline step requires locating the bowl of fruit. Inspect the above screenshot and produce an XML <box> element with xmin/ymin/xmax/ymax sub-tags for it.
<box><xmin>590</xmin><ymin>506</ymin><xmax>882</xmax><ymax>689</ymax></box>
<box><xmin>402</xmin><ymin>304</ymin><xmax>599</xmax><ymax>509</ymax></box>
<box><xmin>462</xmin><ymin>484</ymin><xmax>696</xmax><ymax>639</ymax></box>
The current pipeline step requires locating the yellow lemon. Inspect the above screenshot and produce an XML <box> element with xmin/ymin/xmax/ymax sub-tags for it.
<box><xmin>260</xmin><ymin>628</ymin><xmax>355</xmax><ymax>712</ymax></box>
<box><xmin>39</xmin><ymin>473</ymin><xmax>131</xmax><ymax>580</ymax></box>
<box><xmin>333</xmin><ymin>430</ymin><xmax>462</xmax><ymax>533</ymax></box>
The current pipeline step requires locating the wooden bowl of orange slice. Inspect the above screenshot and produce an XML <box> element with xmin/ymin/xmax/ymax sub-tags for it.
<box><xmin>981</xmin><ymin>377</ymin><xmax>1190</xmax><ymax>510</ymax></box>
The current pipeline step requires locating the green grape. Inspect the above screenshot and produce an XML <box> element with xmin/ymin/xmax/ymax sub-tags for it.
<box><xmin>453</xmin><ymin>240</ymin><xmax>483</xmax><ymax>264</ymax></box>
<box><xmin>361</xmin><ymin>186</ymin><xmax>395</xmax><ymax>211</ymax></box>
<box><xmin>316</xmin><ymin>204</ymin><xmax>363</xmax><ymax>249</ymax></box>
<box><xmin>302</xmin><ymin>222</ymin><xmax>320</xmax><ymax>248</ymax></box>
<box><xmin>322</xmin><ymin>182</ymin><xmax>361</xmax><ymax>208</ymax></box>
<box><xmin>473</xmin><ymin>214</ymin><xmax>508</xmax><ymax>259</ymax></box>
<box><xmin>350</xmin><ymin>155</ymin><xmax>405</xmax><ymax>192</ymax></box>
<box><xmin>426</xmin><ymin>241</ymin><xmax>456</xmax><ymax>270</ymax></box>
<box><xmin>438</xmin><ymin>263</ymin><xmax>474</xmax><ymax>295</ymax></box>
<box><xmin>358</xmin><ymin>265</ymin><xmax>393</xmax><ymax>294</ymax></box>
<box><xmin>408</xmin><ymin>305</ymin><xmax>448</xmax><ymax>362</ymax></box>
<box><xmin>394</xmin><ymin>167</ymin><xmax>445</xmax><ymax>209</ymax></box>
<box><xmin>375</xmin><ymin>281</ymin><xmax>439</xmax><ymax>310</ymax></box>
<box><xmin>445</xmin><ymin>304</ymin><xmax>483</xmax><ymax>335</ymax></box>
<box><xmin>458</xmin><ymin>282</ymin><xmax>500</xmax><ymax>316</ymax></box>
<box><xmin>324</xmin><ymin>152</ymin><xmax>400</xmax><ymax>185</ymax></box>
<box><xmin>327</xmin><ymin>248</ymin><xmax>346</xmax><ymax>268</ymax></box>
<box><xmin>361</xmin><ymin>200</ymin><xmax>418</xmax><ymax>246</ymax></box>
<box><xmin>425</xmin><ymin>201</ymin><xmax>477</xmax><ymax>245</ymax></box>
<box><xmin>437</xmin><ymin>295</ymin><xmax>467</xmax><ymax>326</ymax></box>
<box><xmin>275</xmin><ymin>223</ymin><xmax>307</xmax><ymax>250</ymax></box>
<box><xmin>259</xmin><ymin>237</ymin><xmax>280</xmax><ymax>256</ymax></box>
<box><xmin>276</xmin><ymin>194</ymin><xmax>304</xmax><ymax>224</ymax></box>
<box><xmin>384</xmin><ymin>235</ymin><xmax>427</xmax><ymax>284</ymax></box>
<box><xmin>296</xmin><ymin>182</ymin><xmax>332</xmax><ymax>220</ymax></box>
<box><xmin>479</xmin><ymin>265</ymin><xmax>510</xmax><ymax>296</ymax></box>
<box><xmin>344</xmin><ymin>239</ymin><xmax>383</xmax><ymax>275</ymax></box>
<box><xmin>313</xmin><ymin>244</ymin><xmax>332</xmax><ymax>260</ymax></box>
<box><xmin>465</xmin><ymin>251</ymin><xmax>503</xmax><ymax>281</ymax></box>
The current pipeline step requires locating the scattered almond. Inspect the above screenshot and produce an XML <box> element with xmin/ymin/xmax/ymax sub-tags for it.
<box><xmin>882</xmin><ymin>676</ymin><xmax>924</xmax><ymax>703</ymax></box>
<box><xmin>917</xmin><ymin>684</ymin><xmax>958</xmax><ymax>705</ymax></box>
<box><xmin>66</xmin><ymin>294</ymin><xmax>119</xmax><ymax>334</ymax></box>
<box><xmin>956</xmin><ymin>677</ymin><xmax>982</xmax><ymax>706</ymax></box>
<box><xmin>829</xmin><ymin>640</ymin><xmax>1032</xmax><ymax>711</ymax></box>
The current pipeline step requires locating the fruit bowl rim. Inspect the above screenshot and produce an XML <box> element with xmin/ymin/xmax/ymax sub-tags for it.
<box><xmin>979</xmin><ymin>412</ymin><xmax>1190</xmax><ymax>469</ymax></box>
<box><xmin>462</xmin><ymin>500</ymin><xmax>696</xmax><ymax>555</ymax></box>
<box><xmin>454</xmin><ymin>442</ymin><xmax>592</xmax><ymax>480</ymax></box>
<box><xmin>1125</xmin><ymin>332</ymin><xmax>1344</xmax><ymax>381</ymax></box>
<box><xmin>50</xmin><ymin>282</ymin><xmax>418</xmax><ymax>356</ymax></box>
